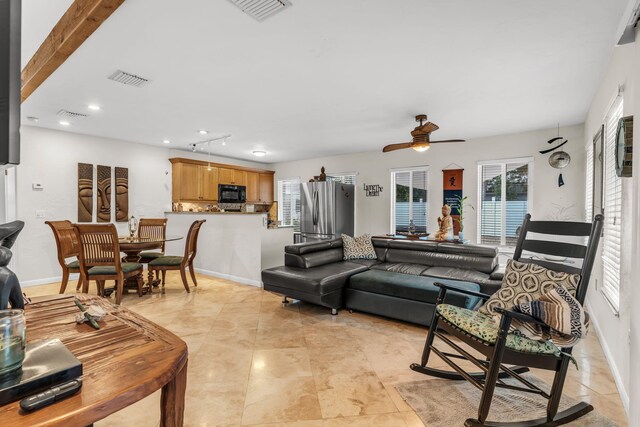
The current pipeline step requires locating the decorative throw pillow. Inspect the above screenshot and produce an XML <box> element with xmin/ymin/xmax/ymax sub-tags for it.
<box><xmin>478</xmin><ymin>259</ymin><xmax>580</xmax><ymax>317</ymax></box>
<box><xmin>512</xmin><ymin>285</ymin><xmax>589</xmax><ymax>348</ymax></box>
<box><xmin>341</xmin><ymin>234</ymin><xmax>377</xmax><ymax>260</ymax></box>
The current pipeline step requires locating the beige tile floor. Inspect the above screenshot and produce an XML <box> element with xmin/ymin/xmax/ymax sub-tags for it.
<box><xmin>25</xmin><ymin>273</ymin><xmax>628</xmax><ymax>426</ymax></box>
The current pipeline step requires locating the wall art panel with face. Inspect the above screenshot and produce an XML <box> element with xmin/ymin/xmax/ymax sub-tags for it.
<box><xmin>78</xmin><ymin>163</ymin><xmax>93</xmax><ymax>222</ymax></box>
<box><xmin>96</xmin><ymin>165</ymin><xmax>112</xmax><ymax>223</ymax></box>
<box><xmin>115</xmin><ymin>167</ymin><xmax>129</xmax><ymax>222</ymax></box>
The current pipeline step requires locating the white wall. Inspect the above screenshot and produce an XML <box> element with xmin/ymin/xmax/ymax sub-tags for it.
<box><xmin>273</xmin><ymin>124</ymin><xmax>585</xmax><ymax>242</ymax></box>
<box><xmin>583</xmin><ymin>34</ymin><xmax>640</xmax><ymax>419</ymax></box>
<box><xmin>14</xmin><ymin>126</ymin><xmax>271</xmax><ymax>285</ymax></box>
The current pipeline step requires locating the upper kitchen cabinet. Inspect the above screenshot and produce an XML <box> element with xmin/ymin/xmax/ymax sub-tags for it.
<box><xmin>246</xmin><ymin>171</ymin><xmax>260</xmax><ymax>202</ymax></box>
<box><xmin>259</xmin><ymin>173</ymin><xmax>274</xmax><ymax>203</ymax></box>
<box><xmin>170</xmin><ymin>158</ymin><xmax>274</xmax><ymax>204</ymax></box>
<box><xmin>219</xmin><ymin>167</ymin><xmax>246</xmax><ymax>186</ymax></box>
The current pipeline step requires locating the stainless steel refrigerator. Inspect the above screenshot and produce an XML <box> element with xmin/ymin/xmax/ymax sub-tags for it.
<box><xmin>300</xmin><ymin>181</ymin><xmax>354</xmax><ymax>242</ymax></box>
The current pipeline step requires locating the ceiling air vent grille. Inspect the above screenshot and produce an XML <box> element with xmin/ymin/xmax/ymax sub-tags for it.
<box><xmin>57</xmin><ymin>110</ymin><xmax>88</xmax><ymax>119</ymax></box>
<box><xmin>107</xmin><ymin>70</ymin><xmax>150</xmax><ymax>87</ymax></box>
<box><xmin>227</xmin><ymin>0</ymin><xmax>291</xmax><ymax>22</ymax></box>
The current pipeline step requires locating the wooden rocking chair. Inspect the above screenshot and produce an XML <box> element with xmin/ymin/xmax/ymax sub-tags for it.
<box><xmin>410</xmin><ymin>213</ymin><xmax>604</xmax><ymax>426</ymax></box>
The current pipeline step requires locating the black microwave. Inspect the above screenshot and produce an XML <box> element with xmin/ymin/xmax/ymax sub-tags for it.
<box><xmin>218</xmin><ymin>185</ymin><xmax>246</xmax><ymax>203</ymax></box>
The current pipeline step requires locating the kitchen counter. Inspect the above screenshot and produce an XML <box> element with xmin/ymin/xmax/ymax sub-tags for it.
<box><xmin>164</xmin><ymin>211</ymin><xmax>266</xmax><ymax>215</ymax></box>
<box><xmin>164</xmin><ymin>212</ymin><xmax>293</xmax><ymax>286</ymax></box>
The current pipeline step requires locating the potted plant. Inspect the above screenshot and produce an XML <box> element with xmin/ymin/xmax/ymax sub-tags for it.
<box><xmin>453</xmin><ymin>195</ymin><xmax>474</xmax><ymax>242</ymax></box>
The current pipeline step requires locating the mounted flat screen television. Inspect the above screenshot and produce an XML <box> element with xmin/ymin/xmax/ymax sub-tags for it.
<box><xmin>0</xmin><ymin>0</ymin><xmax>21</xmax><ymax>166</ymax></box>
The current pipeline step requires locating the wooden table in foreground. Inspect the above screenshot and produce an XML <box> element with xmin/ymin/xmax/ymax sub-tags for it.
<box><xmin>0</xmin><ymin>295</ymin><xmax>188</xmax><ymax>427</ymax></box>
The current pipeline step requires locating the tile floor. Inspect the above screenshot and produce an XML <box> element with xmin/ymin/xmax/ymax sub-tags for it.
<box><xmin>25</xmin><ymin>273</ymin><xmax>628</xmax><ymax>426</ymax></box>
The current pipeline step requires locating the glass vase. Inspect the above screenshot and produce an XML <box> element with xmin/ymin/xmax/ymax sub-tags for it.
<box><xmin>0</xmin><ymin>309</ymin><xmax>26</xmax><ymax>377</ymax></box>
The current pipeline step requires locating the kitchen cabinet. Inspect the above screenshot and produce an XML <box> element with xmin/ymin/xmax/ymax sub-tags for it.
<box><xmin>170</xmin><ymin>158</ymin><xmax>275</xmax><ymax>205</ymax></box>
<box><xmin>246</xmin><ymin>172</ymin><xmax>259</xmax><ymax>202</ymax></box>
<box><xmin>200</xmin><ymin>166</ymin><xmax>218</xmax><ymax>201</ymax></box>
<box><xmin>259</xmin><ymin>173</ymin><xmax>274</xmax><ymax>203</ymax></box>
<box><xmin>219</xmin><ymin>168</ymin><xmax>246</xmax><ymax>185</ymax></box>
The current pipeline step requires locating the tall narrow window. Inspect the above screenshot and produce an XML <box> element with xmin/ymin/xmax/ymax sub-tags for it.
<box><xmin>602</xmin><ymin>96</ymin><xmax>623</xmax><ymax>312</ymax></box>
<box><xmin>391</xmin><ymin>168</ymin><xmax>428</xmax><ymax>233</ymax></box>
<box><xmin>585</xmin><ymin>141</ymin><xmax>594</xmax><ymax>221</ymax></box>
<box><xmin>277</xmin><ymin>178</ymin><xmax>301</xmax><ymax>231</ymax></box>
<box><xmin>477</xmin><ymin>158</ymin><xmax>533</xmax><ymax>246</ymax></box>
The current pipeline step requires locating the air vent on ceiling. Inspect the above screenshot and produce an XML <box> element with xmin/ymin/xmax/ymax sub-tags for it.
<box><xmin>227</xmin><ymin>0</ymin><xmax>291</xmax><ymax>22</ymax></box>
<box><xmin>107</xmin><ymin>70</ymin><xmax>150</xmax><ymax>87</ymax></box>
<box><xmin>57</xmin><ymin>110</ymin><xmax>88</xmax><ymax>119</ymax></box>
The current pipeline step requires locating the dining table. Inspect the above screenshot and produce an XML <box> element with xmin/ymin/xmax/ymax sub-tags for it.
<box><xmin>118</xmin><ymin>235</ymin><xmax>183</xmax><ymax>294</ymax></box>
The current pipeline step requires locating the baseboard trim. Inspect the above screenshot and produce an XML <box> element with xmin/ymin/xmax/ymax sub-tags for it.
<box><xmin>194</xmin><ymin>268</ymin><xmax>262</xmax><ymax>288</ymax></box>
<box><xmin>21</xmin><ymin>273</ymin><xmax>80</xmax><ymax>288</ymax></box>
<box><xmin>586</xmin><ymin>300</ymin><xmax>630</xmax><ymax>414</ymax></box>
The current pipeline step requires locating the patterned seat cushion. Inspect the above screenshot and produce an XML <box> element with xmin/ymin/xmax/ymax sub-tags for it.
<box><xmin>149</xmin><ymin>256</ymin><xmax>184</xmax><ymax>267</ymax></box>
<box><xmin>436</xmin><ymin>304</ymin><xmax>561</xmax><ymax>355</ymax></box>
<box><xmin>88</xmin><ymin>262</ymin><xmax>142</xmax><ymax>276</ymax></box>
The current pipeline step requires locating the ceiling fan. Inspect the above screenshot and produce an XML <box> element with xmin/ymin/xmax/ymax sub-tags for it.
<box><xmin>383</xmin><ymin>114</ymin><xmax>465</xmax><ymax>153</ymax></box>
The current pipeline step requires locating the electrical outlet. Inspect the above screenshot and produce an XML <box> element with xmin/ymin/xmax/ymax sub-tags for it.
<box><xmin>35</xmin><ymin>210</ymin><xmax>46</xmax><ymax>219</ymax></box>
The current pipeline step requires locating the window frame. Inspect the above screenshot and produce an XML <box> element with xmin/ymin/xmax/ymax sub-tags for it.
<box><xmin>476</xmin><ymin>157</ymin><xmax>534</xmax><ymax>247</ymax></box>
<box><xmin>389</xmin><ymin>166</ymin><xmax>430</xmax><ymax>234</ymax></box>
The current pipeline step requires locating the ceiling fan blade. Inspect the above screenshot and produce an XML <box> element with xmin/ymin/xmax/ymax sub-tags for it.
<box><xmin>430</xmin><ymin>139</ymin><xmax>466</xmax><ymax>143</ymax></box>
<box><xmin>382</xmin><ymin>142</ymin><xmax>413</xmax><ymax>152</ymax></box>
<box><xmin>419</xmin><ymin>122</ymin><xmax>439</xmax><ymax>133</ymax></box>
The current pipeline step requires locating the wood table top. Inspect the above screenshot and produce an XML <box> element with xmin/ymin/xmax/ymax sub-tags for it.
<box><xmin>0</xmin><ymin>295</ymin><xmax>188</xmax><ymax>426</ymax></box>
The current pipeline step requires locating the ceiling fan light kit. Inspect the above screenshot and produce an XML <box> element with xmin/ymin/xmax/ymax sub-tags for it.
<box><xmin>383</xmin><ymin>114</ymin><xmax>465</xmax><ymax>153</ymax></box>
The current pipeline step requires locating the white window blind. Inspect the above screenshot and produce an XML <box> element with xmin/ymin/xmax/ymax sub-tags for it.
<box><xmin>277</xmin><ymin>179</ymin><xmax>301</xmax><ymax>231</ymax></box>
<box><xmin>478</xmin><ymin>159</ymin><xmax>532</xmax><ymax>246</ymax></box>
<box><xmin>602</xmin><ymin>97</ymin><xmax>623</xmax><ymax>312</ymax></box>
<box><xmin>391</xmin><ymin>169</ymin><xmax>428</xmax><ymax>233</ymax></box>
<box><xmin>327</xmin><ymin>173</ymin><xmax>356</xmax><ymax>185</ymax></box>
<box><xmin>585</xmin><ymin>141</ymin><xmax>594</xmax><ymax>221</ymax></box>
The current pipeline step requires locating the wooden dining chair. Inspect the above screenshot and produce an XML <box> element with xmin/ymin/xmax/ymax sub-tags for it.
<box><xmin>46</xmin><ymin>220</ymin><xmax>84</xmax><ymax>294</ymax></box>
<box><xmin>138</xmin><ymin>218</ymin><xmax>168</xmax><ymax>262</ymax></box>
<box><xmin>74</xmin><ymin>223</ymin><xmax>144</xmax><ymax>305</ymax></box>
<box><xmin>148</xmin><ymin>220</ymin><xmax>206</xmax><ymax>293</ymax></box>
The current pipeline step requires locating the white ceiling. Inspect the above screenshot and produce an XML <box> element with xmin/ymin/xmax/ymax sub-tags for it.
<box><xmin>21</xmin><ymin>0</ymin><xmax>629</xmax><ymax>163</ymax></box>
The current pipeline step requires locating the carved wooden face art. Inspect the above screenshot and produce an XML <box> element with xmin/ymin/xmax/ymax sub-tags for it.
<box><xmin>77</xmin><ymin>163</ymin><xmax>93</xmax><ymax>222</ymax></box>
<box><xmin>115</xmin><ymin>167</ymin><xmax>129</xmax><ymax>222</ymax></box>
<box><xmin>96</xmin><ymin>165</ymin><xmax>112</xmax><ymax>222</ymax></box>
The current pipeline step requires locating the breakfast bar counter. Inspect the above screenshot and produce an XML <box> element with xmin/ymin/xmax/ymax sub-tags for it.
<box><xmin>164</xmin><ymin>212</ymin><xmax>293</xmax><ymax>286</ymax></box>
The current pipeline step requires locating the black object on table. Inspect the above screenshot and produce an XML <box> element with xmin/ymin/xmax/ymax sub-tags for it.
<box><xmin>20</xmin><ymin>378</ymin><xmax>82</xmax><ymax>412</ymax></box>
<box><xmin>0</xmin><ymin>339</ymin><xmax>82</xmax><ymax>406</ymax></box>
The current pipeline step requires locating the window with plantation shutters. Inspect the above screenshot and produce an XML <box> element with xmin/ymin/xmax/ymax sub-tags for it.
<box><xmin>277</xmin><ymin>178</ymin><xmax>301</xmax><ymax>231</ymax></box>
<box><xmin>477</xmin><ymin>158</ymin><xmax>532</xmax><ymax>246</ymax></box>
<box><xmin>391</xmin><ymin>168</ymin><xmax>429</xmax><ymax>234</ymax></box>
<box><xmin>601</xmin><ymin>96</ymin><xmax>623</xmax><ymax>312</ymax></box>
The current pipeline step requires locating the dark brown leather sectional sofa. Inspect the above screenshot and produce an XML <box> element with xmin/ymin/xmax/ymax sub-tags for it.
<box><xmin>261</xmin><ymin>237</ymin><xmax>503</xmax><ymax>326</ymax></box>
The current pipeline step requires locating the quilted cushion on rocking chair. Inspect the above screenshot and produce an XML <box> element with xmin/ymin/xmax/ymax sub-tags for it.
<box><xmin>436</xmin><ymin>304</ymin><xmax>561</xmax><ymax>355</ymax></box>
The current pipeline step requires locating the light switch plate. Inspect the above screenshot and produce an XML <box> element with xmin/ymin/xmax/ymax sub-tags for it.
<box><xmin>35</xmin><ymin>210</ymin><xmax>46</xmax><ymax>219</ymax></box>
<box><xmin>32</xmin><ymin>183</ymin><xmax>43</xmax><ymax>190</ymax></box>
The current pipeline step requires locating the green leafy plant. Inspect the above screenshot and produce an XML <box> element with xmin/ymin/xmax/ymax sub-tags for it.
<box><xmin>452</xmin><ymin>195</ymin><xmax>474</xmax><ymax>232</ymax></box>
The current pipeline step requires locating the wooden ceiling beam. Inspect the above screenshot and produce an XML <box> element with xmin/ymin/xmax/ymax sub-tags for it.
<box><xmin>20</xmin><ymin>0</ymin><xmax>125</xmax><ymax>103</ymax></box>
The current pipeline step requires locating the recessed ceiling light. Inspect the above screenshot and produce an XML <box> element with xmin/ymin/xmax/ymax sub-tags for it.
<box><xmin>59</xmin><ymin>121</ymin><xmax>71</xmax><ymax>126</ymax></box>
<box><xmin>162</xmin><ymin>139</ymin><xmax>171</xmax><ymax>144</ymax></box>
<box><xmin>87</xmin><ymin>104</ymin><xmax>101</xmax><ymax>111</ymax></box>
<box><xmin>252</xmin><ymin>150</ymin><xmax>267</xmax><ymax>157</ymax></box>
<box><xmin>198</xmin><ymin>130</ymin><xmax>209</xmax><ymax>135</ymax></box>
